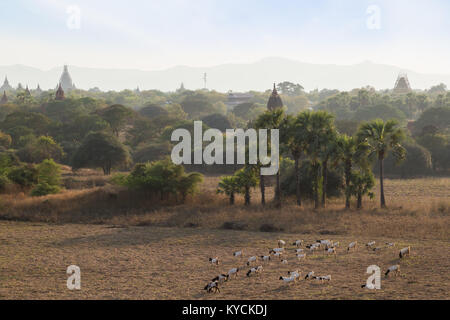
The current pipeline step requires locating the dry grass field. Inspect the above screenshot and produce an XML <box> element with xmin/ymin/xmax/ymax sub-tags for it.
<box><xmin>0</xmin><ymin>176</ymin><xmax>449</xmax><ymax>300</ymax></box>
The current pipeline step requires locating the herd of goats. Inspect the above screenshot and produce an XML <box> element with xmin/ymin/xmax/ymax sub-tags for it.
<box><xmin>204</xmin><ymin>239</ymin><xmax>411</xmax><ymax>293</ymax></box>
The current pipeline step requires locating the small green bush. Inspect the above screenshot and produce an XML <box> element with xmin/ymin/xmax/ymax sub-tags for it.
<box><xmin>31</xmin><ymin>183</ymin><xmax>61</xmax><ymax>197</ymax></box>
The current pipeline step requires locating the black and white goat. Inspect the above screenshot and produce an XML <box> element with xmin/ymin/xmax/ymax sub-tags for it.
<box><xmin>385</xmin><ymin>265</ymin><xmax>401</xmax><ymax>277</ymax></box>
<box><xmin>204</xmin><ymin>281</ymin><xmax>220</xmax><ymax>294</ymax></box>
<box><xmin>209</xmin><ymin>257</ymin><xmax>219</xmax><ymax>266</ymax></box>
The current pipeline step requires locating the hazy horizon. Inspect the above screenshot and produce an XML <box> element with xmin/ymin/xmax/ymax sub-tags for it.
<box><xmin>1</xmin><ymin>0</ymin><xmax>450</xmax><ymax>75</ymax></box>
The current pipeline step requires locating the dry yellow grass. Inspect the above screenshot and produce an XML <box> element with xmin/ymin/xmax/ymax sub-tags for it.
<box><xmin>0</xmin><ymin>176</ymin><xmax>449</xmax><ymax>299</ymax></box>
<box><xmin>0</xmin><ymin>222</ymin><xmax>448</xmax><ymax>300</ymax></box>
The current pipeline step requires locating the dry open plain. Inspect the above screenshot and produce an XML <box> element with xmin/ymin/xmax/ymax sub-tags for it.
<box><xmin>0</xmin><ymin>177</ymin><xmax>449</xmax><ymax>300</ymax></box>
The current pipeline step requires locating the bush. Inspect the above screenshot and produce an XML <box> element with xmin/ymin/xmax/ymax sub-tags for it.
<box><xmin>118</xmin><ymin>158</ymin><xmax>203</xmax><ymax>202</ymax></box>
<box><xmin>7</xmin><ymin>164</ymin><xmax>38</xmax><ymax>187</ymax></box>
<box><xmin>37</xmin><ymin>159</ymin><xmax>61</xmax><ymax>187</ymax></box>
<box><xmin>31</xmin><ymin>183</ymin><xmax>61</xmax><ymax>197</ymax></box>
<box><xmin>0</xmin><ymin>174</ymin><xmax>11</xmax><ymax>191</ymax></box>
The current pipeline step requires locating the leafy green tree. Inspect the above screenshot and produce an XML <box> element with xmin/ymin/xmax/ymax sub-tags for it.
<box><xmin>122</xmin><ymin>159</ymin><xmax>203</xmax><ymax>202</ymax></box>
<box><xmin>98</xmin><ymin>104</ymin><xmax>133</xmax><ymax>137</ymax></box>
<box><xmin>7</xmin><ymin>164</ymin><xmax>38</xmax><ymax>188</ymax></box>
<box><xmin>235</xmin><ymin>166</ymin><xmax>259</xmax><ymax>206</ymax></box>
<box><xmin>31</xmin><ymin>159</ymin><xmax>61</xmax><ymax>197</ymax></box>
<box><xmin>217</xmin><ymin>176</ymin><xmax>241</xmax><ymax>205</ymax></box>
<box><xmin>277</xmin><ymin>82</ymin><xmax>304</xmax><ymax>96</ymax></box>
<box><xmin>0</xmin><ymin>131</ymin><xmax>12</xmax><ymax>149</ymax></box>
<box><xmin>17</xmin><ymin>136</ymin><xmax>64</xmax><ymax>163</ymax></box>
<box><xmin>357</xmin><ymin>119</ymin><xmax>406</xmax><ymax>208</ymax></box>
<box><xmin>72</xmin><ymin>132</ymin><xmax>130</xmax><ymax>175</ymax></box>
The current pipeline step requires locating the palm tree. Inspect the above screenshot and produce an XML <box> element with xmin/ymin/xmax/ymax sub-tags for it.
<box><xmin>236</xmin><ymin>166</ymin><xmax>259</xmax><ymax>206</ymax></box>
<box><xmin>280</xmin><ymin>112</ymin><xmax>310</xmax><ymax>207</ymax></box>
<box><xmin>303</xmin><ymin>111</ymin><xmax>335</xmax><ymax>209</ymax></box>
<box><xmin>357</xmin><ymin>119</ymin><xmax>406</xmax><ymax>208</ymax></box>
<box><xmin>318</xmin><ymin>131</ymin><xmax>339</xmax><ymax>208</ymax></box>
<box><xmin>336</xmin><ymin>135</ymin><xmax>370</xmax><ymax>208</ymax></box>
<box><xmin>255</xmin><ymin>109</ymin><xmax>285</xmax><ymax>208</ymax></box>
<box><xmin>217</xmin><ymin>176</ymin><xmax>241</xmax><ymax>205</ymax></box>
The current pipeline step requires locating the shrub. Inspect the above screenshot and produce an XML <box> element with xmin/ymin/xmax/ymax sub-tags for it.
<box><xmin>7</xmin><ymin>164</ymin><xmax>38</xmax><ymax>187</ymax></box>
<box><xmin>118</xmin><ymin>158</ymin><xmax>203</xmax><ymax>202</ymax></box>
<box><xmin>0</xmin><ymin>174</ymin><xmax>11</xmax><ymax>191</ymax></box>
<box><xmin>31</xmin><ymin>183</ymin><xmax>61</xmax><ymax>197</ymax></box>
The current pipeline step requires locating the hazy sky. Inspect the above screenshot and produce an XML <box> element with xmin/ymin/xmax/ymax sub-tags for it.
<box><xmin>1</xmin><ymin>0</ymin><xmax>449</xmax><ymax>74</ymax></box>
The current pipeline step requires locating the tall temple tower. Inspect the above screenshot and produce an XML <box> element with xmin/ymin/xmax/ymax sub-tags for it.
<box><xmin>0</xmin><ymin>91</ymin><xmax>8</xmax><ymax>105</ymax></box>
<box><xmin>267</xmin><ymin>83</ymin><xmax>284</xmax><ymax>111</ymax></box>
<box><xmin>0</xmin><ymin>77</ymin><xmax>13</xmax><ymax>92</ymax></box>
<box><xmin>59</xmin><ymin>65</ymin><xmax>75</xmax><ymax>91</ymax></box>
<box><xmin>55</xmin><ymin>83</ymin><xmax>65</xmax><ymax>100</ymax></box>
<box><xmin>393</xmin><ymin>73</ymin><xmax>412</xmax><ymax>94</ymax></box>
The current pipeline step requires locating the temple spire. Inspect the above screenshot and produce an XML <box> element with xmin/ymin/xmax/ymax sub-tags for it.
<box><xmin>55</xmin><ymin>83</ymin><xmax>65</xmax><ymax>100</ymax></box>
<box><xmin>0</xmin><ymin>91</ymin><xmax>7</xmax><ymax>104</ymax></box>
<box><xmin>267</xmin><ymin>82</ymin><xmax>283</xmax><ymax>111</ymax></box>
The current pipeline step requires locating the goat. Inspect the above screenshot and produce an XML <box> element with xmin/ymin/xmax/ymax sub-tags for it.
<box><xmin>273</xmin><ymin>252</ymin><xmax>283</xmax><ymax>259</ymax></box>
<box><xmin>314</xmin><ymin>275</ymin><xmax>331</xmax><ymax>282</ymax></box>
<box><xmin>281</xmin><ymin>259</ymin><xmax>288</xmax><ymax>264</ymax></box>
<box><xmin>288</xmin><ymin>270</ymin><xmax>300</xmax><ymax>279</ymax></box>
<box><xmin>279</xmin><ymin>276</ymin><xmax>296</xmax><ymax>283</ymax></box>
<box><xmin>247</xmin><ymin>266</ymin><xmax>263</xmax><ymax>277</ymax></box>
<box><xmin>386</xmin><ymin>242</ymin><xmax>395</xmax><ymax>247</ymax></box>
<box><xmin>212</xmin><ymin>274</ymin><xmax>229</xmax><ymax>283</ymax></box>
<box><xmin>247</xmin><ymin>256</ymin><xmax>257</xmax><ymax>266</ymax></box>
<box><xmin>366</xmin><ymin>241</ymin><xmax>376</xmax><ymax>249</ymax></box>
<box><xmin>399</xmin><ymin>247</ymin><xmax>411</xmax><ymax>258</ymax></box>
<box><xmin>295</xmin><ymin>248</ymin><xmax>304</xmax><ymax>254</ymax></box>
<box><xmin>292</xmin><ymin>240</ymin><xmax>303</xmax><ymax>247</ymax></box>
<box><xmin>209</xmin><ymin>257</ymin><xmax>219</xmax><ymax>265</ymax></box>
<box><xmin>204</xmin><ymin>281</ymin><xmax>220</xmax><ymax>294</ymax></box>
<box><xmin>233</xmin><ymin>251</ymin><xmax>242</xmax><ymax>257</ymax></box>
<box><xmin>326</xmin><ymin>247</ymin><xmax>337</xmax><ymax>256</ymax></box>
<box><xmin>227</xmin><ymin>268</ymin><xmax>240</xmax><ymax>278</ymax></box>
<box><xmin>296</xmin><ymin>253</ymin><xmax>306</xmax><ymax>260</ymax></box>
<box><xmin>278</xmin><ymin>240</ymin><xmax>286</xmax><ymax>248</ymax></box>
<box><xmin>347</xmin><ymin>241</ymin><xmax>357</xmax><ymax>252</ymax></box>
<box><xmin>385</xmin><ymin>265</ymin><xmax>401</xmax><ymax>277</ymax></box>
<box><xmin>260</xmin><ymin>255</ymin><xmax>271</xmax><ymax>262</ymax></box>
<box><xmin>269</xmin><ymin>248</ymin><xmax>284</xmax><ymax>254</ymax></box>
<box><xmin>305</xmin><ymin>271</ymin><xmax>315</xmax><ymax>280</ymax></box>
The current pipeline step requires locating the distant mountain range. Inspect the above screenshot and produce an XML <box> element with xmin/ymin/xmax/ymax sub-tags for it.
<box><xmin>0</xmin><ymin>57</ymin><xmax>449</xmax><ymax>92</ymax></box>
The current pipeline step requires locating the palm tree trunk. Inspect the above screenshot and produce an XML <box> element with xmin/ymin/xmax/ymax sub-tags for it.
<box><xmin>245</xmin><ymin>186</ymin><xmax>250</xmax><ymax>206</ymax></box>
<box><xmin>321</xmin><ymin>160</ymin><xmax>328</xmax><ymax>208</ymax></box>
<box><xmin>379</xmin><ymin>158</ymin><xmax>386</xmax><ymax>208</ymax></box>
<box><xmin>314</xmin><ymin>163</ymin><xmax>320</xmax><ymax>209</ymax></box>
<box><xmin>230</xmin><ymin>192</ymin><xmax>235</xmax><ymax>205</ymax></box>
<box><xmin>260</xmin><ymin>175</ymin><xmax>265</xmax><ymax>205</ymax></box>
<box><xmin>275</xmin><ymin>171</ymin><xmax>281</xmax><ymax>208</ymax></box>
<box><xmin>345</xmin><ymin>160</ymin><xmax>351</xmax><ymax>209</ymax></box>
<box><xmin>295</xmin><ymin>157</ymin><xmax>301</xmax><ymax>207</ymax></box>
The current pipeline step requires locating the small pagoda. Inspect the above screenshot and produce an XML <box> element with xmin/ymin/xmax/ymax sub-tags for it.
<box><xmin>267</xmin><ymin>83</ymin><xmax>284</xmax><ymax>111</ymax></box>
<box><xmin>393</xmin><ymin>73</ymin><xmax>412</xmax><ymax>94</ymax></box>
<box><xmin>0</xmin><ymin>77</ymin><xmax>13</xmax><ymax>92</ymax></box>
<box><xmin>0</xmin><ymin>91</ymin><xmax>8</xmax><ymax>104</ymax></box>
<box><xmin>55</xmin><ymin>83</ymin><xmax>65</xmax><ymax>100</ymax></box>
